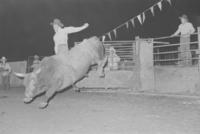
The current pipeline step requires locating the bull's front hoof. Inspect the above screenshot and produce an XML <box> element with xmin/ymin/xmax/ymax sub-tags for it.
<box><xmin>23</xmin><ymin>97</ymin><xmax>33</xmax><ymax>104</ymax></box>
<box><xmin>39</xmin><ymin>102</ymin><xmax>48</xmax><ymax>109</ymax></box>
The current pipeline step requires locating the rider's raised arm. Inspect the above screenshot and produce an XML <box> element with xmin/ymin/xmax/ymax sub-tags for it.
<box><xmin>63</xmin><ymin>23</ymin><xmax>89</xmax><ymax>34</ymax></box>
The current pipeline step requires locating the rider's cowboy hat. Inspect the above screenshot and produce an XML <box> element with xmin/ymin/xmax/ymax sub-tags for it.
<box><xmin>50</xmin><ymin>18</ymin><xmax>64</xmax><ymax>27</ymax></box>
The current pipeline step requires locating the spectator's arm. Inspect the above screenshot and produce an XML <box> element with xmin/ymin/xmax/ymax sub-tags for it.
<box><xmin>172</xmin><ymin>26</ymin><xmax>181</xmax><ymax>36</ymax></box>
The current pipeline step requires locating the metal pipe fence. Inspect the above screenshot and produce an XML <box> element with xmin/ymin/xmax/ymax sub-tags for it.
<box><xmin>103</xmin><ymin>41</ymin><xmax>136</xmax><ymax>70</ymax></box>
<box><xmin>153</xmin><ymin>32</ymin><xmax>199</xmax><ymax>66</ymax></box>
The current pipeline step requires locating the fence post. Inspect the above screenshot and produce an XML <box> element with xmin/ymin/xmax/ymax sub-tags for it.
<box><xmin>138</xmin><ymin>38</ymin><xmax>155</xmax><ymax>91</ymax></box>
<box><xmin>135</xmin><ymin>36</ymin><xmax>141</xmax><ymax>90</ymax></box>
<box><xmin>198</xmin><ymin>27</ymin><xmax>200</xmax><ymax>62</ymax></box>
<box><xmin>196</xmin><ymin>27</ymin><xmax>200</xmax><ymax>91</ymax></box>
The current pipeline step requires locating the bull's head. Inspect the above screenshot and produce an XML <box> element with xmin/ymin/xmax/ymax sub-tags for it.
<box><xmin>14</xmin><ymin>68</ymin><xmax>41</xmax><ymax>103</ymax></box>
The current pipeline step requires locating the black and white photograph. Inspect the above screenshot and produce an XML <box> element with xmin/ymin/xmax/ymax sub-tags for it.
<box><xmin>0</xmin><ymin>0</ymin><xmax>200</xmax><ymax>133</ymax></box>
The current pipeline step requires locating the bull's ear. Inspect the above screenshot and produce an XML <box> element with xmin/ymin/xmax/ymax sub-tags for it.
<box><xmin>14</xmin><ymin>72</ymin><xmax>27</xmax><ymax>79</ymax></box>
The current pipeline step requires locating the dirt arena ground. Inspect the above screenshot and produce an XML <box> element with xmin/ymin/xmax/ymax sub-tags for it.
<box><xmin>0</xmin><ymin>88</ymin><xmax>200</xmax><ymax>134</ymax></box>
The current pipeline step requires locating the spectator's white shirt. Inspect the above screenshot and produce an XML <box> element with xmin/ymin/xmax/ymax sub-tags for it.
<box><xmin>176</xmin><ymin>22</ymin><xmax>195</xmax><ymax>36</ymax></box>
<box><xmin>0</xmin><ymin>63</ymin><xmax>11</xmax><ymax>76</ymax></box>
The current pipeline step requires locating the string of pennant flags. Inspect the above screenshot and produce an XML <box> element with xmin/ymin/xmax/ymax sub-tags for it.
<box><xmin>101</xmin><ymin>0</ymin><xmax>172</xmax><ymax>41</ymax></box>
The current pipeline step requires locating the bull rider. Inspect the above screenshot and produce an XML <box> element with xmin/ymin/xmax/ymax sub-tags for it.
<box><xmin>50</xmin><ymin>18</ymin><xmax>89</xmax><ymax>55</ymax></box>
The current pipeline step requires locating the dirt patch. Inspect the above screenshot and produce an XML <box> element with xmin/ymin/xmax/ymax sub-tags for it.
<box><xmin>0</xmin><ymin>88</ymin><xmax>200</xmax><ymax>134</ymax></box>
<box><xmin>0</xmin><ymin>95</ymin><xmax>8</xmax><ymax>99</ymax></box>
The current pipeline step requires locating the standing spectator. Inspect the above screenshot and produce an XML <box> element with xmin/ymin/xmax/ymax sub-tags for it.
<box><xmin>0</xmin><ymin>57</ymin><xmax>11</xmax><ymax>90</ymax></box>
<box><xmin>31</xmin><ymin>55</ymin><xmax>40</xmax><ymax>71</ymax></box>
<box><xmin>172</xmin><ymin>14</ymin><xmax>195</xmax><ymax>66</ymax></box>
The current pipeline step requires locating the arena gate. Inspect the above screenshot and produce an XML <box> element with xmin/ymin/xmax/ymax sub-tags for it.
<box><xmin>152</xmin><ymin>27</ymin><xmax>200</xmax><ymax>95</ymax></box>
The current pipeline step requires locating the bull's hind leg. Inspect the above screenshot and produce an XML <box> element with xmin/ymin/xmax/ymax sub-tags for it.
<box><xmin>97</xmin><ymin>56</ymin><xmax>107</xmax><ymax>77</ymax></box>
<box><xmin>39</xmin><ymin>79</ymin><xmax>63</xmax><ymax>109</ymax></box>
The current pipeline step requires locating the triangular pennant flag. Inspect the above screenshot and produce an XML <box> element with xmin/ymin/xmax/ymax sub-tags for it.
<box><xmin>108</xmin><ymin>33</ymin><xmax>112</xmax><ymax>40</ymax></box>
<box><xmin>126</xmin><ymin>22</ymin><xmax>129</xmax><ymax>29</ymax></box>
<box><xmin>137</xmin><ymin>15</ymin><xmax>142</xmax><ymax>25</ymax></box>
<box><xmin>166</xmin><ymin>0</ymin><xmax>172</xmax><ymax>5</ymax></box>
<box><xmin>113</xmin><ymin>29</ymin><xmax>117</xmax><ymax>38</ymax></box>
<box><xmin>102</xmin><ymin>36</ymin><xmax>106</xmax><ymax>42</ymax></box>
<box><xmin>131</xmin><ymin>19</ymin><xmax>135</xmax><ymax>27</ymax></box>
<box><xmin>157</xmin><ymin>1</ymin><xmax>162</xmax><ymax>11</ymax></box>
<box><xmin>142</xmin><ymin>12</ymin><xmax>146</xmax><ymax>23</ymax></box>
<box><xmin>150</xmin><ymin>6</ymin><xmax>155</xmax><ymax>16</ymax></box>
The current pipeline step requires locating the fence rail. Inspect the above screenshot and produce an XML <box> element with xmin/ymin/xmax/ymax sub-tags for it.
<box><xmin>152</xmin><ymin>29</ymin><xmax>200</xmax><ymax>65</ymax></box>
<box><xmin>153</xmin><ymin>32</ymin><xmax>198</xmax><ymax>40</ymax></box>
<box><xmin>103</xmin><ymin>41</ymin><xmax>136</xmax><ymax>70</ymax></box>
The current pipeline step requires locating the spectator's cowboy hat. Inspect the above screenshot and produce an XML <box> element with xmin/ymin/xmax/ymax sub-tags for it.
<box><xmin>0</xmin><ymin>57</ymin><xmax>7</xmax><ymax>62</ymax></box>
<box><xmin>50</xmin><ymin>18</ymin><xmax>64</xmax><ymax>27</ymax></box>
<box><xmin>34</xmin><ymin>55</ymin><xmax>39</xmax><ymax>60</ymax></box>
<box><xmin>179</xmin><ymin>14</ymin><xmax>189</xmax><ymax>20</ymax></box>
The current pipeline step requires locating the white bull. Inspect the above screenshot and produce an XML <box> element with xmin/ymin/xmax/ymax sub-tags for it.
<box><xmin>15</xmin><ymin>37</ymin><xmax>107</xmax><ymax>108</ymax></box>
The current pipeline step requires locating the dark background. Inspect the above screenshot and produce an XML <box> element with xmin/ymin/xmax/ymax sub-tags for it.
<box><xmin>0</xmin><ymin>0</ymin><xmax>199</xmax><ymax>61</ymax></box>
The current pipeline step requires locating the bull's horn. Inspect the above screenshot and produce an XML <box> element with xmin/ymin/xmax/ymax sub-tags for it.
<box><xmin>14</xmin><ymin>72</ymin><xmax>26</xmax><ymax>78</ymax></box>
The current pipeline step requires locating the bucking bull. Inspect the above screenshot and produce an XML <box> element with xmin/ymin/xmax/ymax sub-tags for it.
<box><xmin>14</xmin><ymin>37</ymin><xmax>107</xmax><ymax>108</ymax></box>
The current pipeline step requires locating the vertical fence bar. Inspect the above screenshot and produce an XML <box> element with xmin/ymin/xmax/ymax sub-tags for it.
<box><xmin>196</xmin><ymin>27</ymin><xmax>200</xmax><ymax>92</ymax></box>
<box><xmin>26</xmin><ymin>56</ymin><xmax>31</xmax><ymax>73</ymax></box>
<box><xmin>198</xmin><ymin>27</ymin><xmax>200</xmax><ymax>72</ymax></box>
<box><xmin>152</xmin><ymin>39</ymin><xmax>157</xmax><ymax>91</ymax></box>
<box><xmin>135</xmin><ymin>36</ymin><xmax>141</xmax><ymax>90</ymax></box>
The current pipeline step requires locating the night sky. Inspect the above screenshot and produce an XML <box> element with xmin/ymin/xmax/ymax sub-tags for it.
<box><xmin>0</xmin><ymin>0</ymin><xmax>199</xmax><ymax>61</ymax></box>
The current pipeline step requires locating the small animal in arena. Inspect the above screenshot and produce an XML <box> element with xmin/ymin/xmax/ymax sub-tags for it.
<box><xmin>14</xmin><ymin>37</ymin><xmax>107</xmax><ymax>109</ymax></box>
